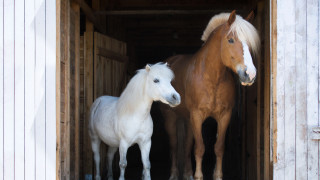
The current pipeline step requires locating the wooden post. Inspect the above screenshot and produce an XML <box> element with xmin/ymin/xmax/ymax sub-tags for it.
<box><xmin>56</xmin><ymin>0</ymin><xmax>61</xmax><ymax>179</ymax></box>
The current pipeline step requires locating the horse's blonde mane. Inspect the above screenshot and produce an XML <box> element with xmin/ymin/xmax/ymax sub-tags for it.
<box><xmin>201</xmin><ymin>12</ymin><xmax>260</xmax><ymax>57</ymax></box>
<box><xmin>116</xmin><ymin>63</ymin><xmax>174</xmax><ymax>115</ymax></box>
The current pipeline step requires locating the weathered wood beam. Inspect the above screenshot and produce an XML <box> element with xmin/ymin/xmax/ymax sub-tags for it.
<box><xmin>72</xmin><ymin>0</ymin><xmax>106</xmax><ymax>33</ymax></box>
<box><xmin>95</xmin><ymin>9</ymin><xmax>235</xmax><ymax>15</ymax></box>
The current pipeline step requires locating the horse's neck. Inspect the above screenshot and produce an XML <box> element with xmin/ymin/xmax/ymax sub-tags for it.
<box><xmin>194</xmin><ymin>36</ymin><xmax>228</xmax><ymax>83</ymax></box>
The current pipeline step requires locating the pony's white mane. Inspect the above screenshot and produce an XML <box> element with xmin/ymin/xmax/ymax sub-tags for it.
<box><xmin>201</xmin><ymin>12</ymin><xmax>260</xmax><ymax>57</ymax></box>
<box><xmin>116</xmin><ymin>63</ymin><xmax>174</xmax><ymax>115</ymax></box>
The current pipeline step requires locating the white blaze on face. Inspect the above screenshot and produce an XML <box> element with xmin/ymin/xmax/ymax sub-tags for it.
<box><xmin>242</xmin><ymin>42</ymin><xmax>256</xmax><ymax>81</ymax></box>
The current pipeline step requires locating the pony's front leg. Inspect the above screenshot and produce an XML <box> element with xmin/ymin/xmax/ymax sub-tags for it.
<box><xmin>119</xmin><ymin>141</ymin><xmax>129</xmax><ymax>180</ymax></box>
<box><xmin>190</xmin><ymin>110</ymin><xmax>205</xmax><ymax>180</ymax></box>
<box><xmin>213</xmin><ymin>110</ymin><xmax>232</xmax><ymax>180</ymax></box>
<box><xmin>138</xmin><ymin>140</ymin><xmax>151</xmax><ymax>180</ymax></box>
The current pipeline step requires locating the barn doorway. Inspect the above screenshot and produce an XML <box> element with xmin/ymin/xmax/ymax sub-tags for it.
<box><xmin>57</xmin><ymin>0</ymin><xmax>271</xmax><ymax>179</ymax></box>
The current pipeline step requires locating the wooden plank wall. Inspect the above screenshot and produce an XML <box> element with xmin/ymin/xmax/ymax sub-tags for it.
<box><xmin>80</xmin><ymin>31</ymin><xmax>127</xmax><ymax>180</ymax></box>
<box><xmin>273</xmin><ymin>0</ymin><xmax>320</xmax><ymax>179</ymax></box>
<box><xmin>0</xmin><ymin>0</ymin><xmax>56</xmax><ymax>180</ymax></box>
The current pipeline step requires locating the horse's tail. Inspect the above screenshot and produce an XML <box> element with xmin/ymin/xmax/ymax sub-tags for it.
<box><xmin>88</xmin><ymin>97</ymin><xmax>102</xmax><ymax>138</ymax></box>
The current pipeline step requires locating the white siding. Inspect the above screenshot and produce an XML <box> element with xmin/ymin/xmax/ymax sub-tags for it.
<box><xmin>274</xmin><ymin>0</ymin><xmax>320</xmax><ymax>179</ymax></box>
<box><xmin>0</xmin><ymin>0</ymin><xmax>56</xmax><ymax>180</ymax></box>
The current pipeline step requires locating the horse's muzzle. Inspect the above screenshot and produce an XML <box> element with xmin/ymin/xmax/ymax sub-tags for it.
<box><xmin>238</xmin><ymin>69</ymin><xmax>256</xmax><ymax>86</ymax></box>
<box><xmin>167</xmin><ymin>93</ymin><xmax>181</xmax><ymax>107</ymax></box>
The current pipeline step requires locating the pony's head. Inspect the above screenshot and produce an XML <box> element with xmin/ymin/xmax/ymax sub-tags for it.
<box><xmin>201</xmin><ymin>10</ymin><xmax>260</xmax><ymax>86</ymax></box>
<box><xmin>144</xmin><ymin>63</ymin><xmax>181</xmax><ymax>107</ymax></box>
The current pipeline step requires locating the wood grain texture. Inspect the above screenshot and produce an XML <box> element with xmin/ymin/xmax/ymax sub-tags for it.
<box><xmin>307</xmin><ymin>0</ymin><xmax>320</xmax><ymax>179</ymax></box>
<box><xmin>295</xmin><ymin>0</ymin><xmax>308</xmax><ymax>179</ymax></box>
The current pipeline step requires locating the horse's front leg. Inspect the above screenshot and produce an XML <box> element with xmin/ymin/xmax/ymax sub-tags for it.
<box><xmin>213</xmin><ymin>110</ymin><xmax>232</xmax><ymax>180</ymax></box>
<box><xmin>190</xmin><ymin>110</ymin><xmax>205</xmax><ymax>180</ymax></box>
<box><xmin>119</xmin><ymin>141</ymin><xmax>129</xmax><ymax>180</ymax></box>
<box><xmin>138</xmin><ymin>140</ymin><xmax>151</xmax><ymax>180</ymax></box>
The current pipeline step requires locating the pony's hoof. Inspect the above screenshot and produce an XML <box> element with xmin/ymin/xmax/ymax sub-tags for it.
<box><xmin>107</xmin><ymin>176</ymin><xmax>113</xmax><ymax>180</ymax></box>
<box><xmin>214</xmin><ymin>177</ymin><xmax>222</xmax><ymax>180</ymax></box>
<box><xmin>142</xmin><ymin>174</ymin><xmax>151</xmax><ymax>180</ymax></box>
<box><xmin>95</xmin><ymin>175</ymin><xmax>101</xmax><ymax>180</ymax></box>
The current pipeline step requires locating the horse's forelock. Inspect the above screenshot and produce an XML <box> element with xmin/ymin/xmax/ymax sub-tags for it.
<box><xmin>202</xmin><ymin>12</ymin><xmax>260</xmax><ymax>57</ymax></box>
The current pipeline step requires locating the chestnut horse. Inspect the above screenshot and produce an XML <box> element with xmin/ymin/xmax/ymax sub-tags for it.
<box><xmin>161</xmin><ymin>11</ymin><xmax>260</xmax><ymax>180</ymax></box>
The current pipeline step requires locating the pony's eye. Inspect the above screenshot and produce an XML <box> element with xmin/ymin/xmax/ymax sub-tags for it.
<box><xmin>153</xmin><ymin>78</ymin><xmax>160</xmax><ymax>83</ymax></box>
<box><xmin>228</xmin><ymin>38</ymin><xmax>234</xmax><ymax>43</ymax></box>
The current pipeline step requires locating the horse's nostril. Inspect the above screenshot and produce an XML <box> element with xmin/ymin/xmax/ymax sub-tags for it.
<box><xmin>172</xmin><ymin>94</ymin><xmax>177</xmax><ymax>100</ymax></box>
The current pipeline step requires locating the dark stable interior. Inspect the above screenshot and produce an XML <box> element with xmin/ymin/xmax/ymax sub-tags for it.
<box><xmin>80</xmin><ymin>0</ymin><xmax>266</xmax><ymax>179</ymax></box>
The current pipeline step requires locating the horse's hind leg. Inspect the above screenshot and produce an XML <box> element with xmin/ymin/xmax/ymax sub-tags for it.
<box><xmin>91</xmin><ymin>137</ymin><xmax>101</xmax><ymax>180</ymax></box>
<box><xmin>213</xmin><ymin>110</ymin><xmax>232</xmax><ymax>180</ymax></box>
<box><xmin>163</xmin><ymin>108</ymin><xmax>178</xmax><ymax>180</ymax></box>
<box><xmin>107</xmin><ymin>147</ymin><xmax>118</xmax><ymax>180</ymax></box>
<box><xmin>138</xmin><ymin>140</ymin><xmax>151</xmax><ymax>180</ymax></box>
<box><xmin>183</xmin><ymin>120</ymin><xmax>194</xmax><ymax>180</ymax></box>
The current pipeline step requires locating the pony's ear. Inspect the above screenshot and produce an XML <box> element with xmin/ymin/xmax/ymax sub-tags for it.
<box><xmin>165</xmin><ymin>62</ymin><xmax>169</xmax><ymax>67</ymax></box>
<box><xmin>228</xmin><ymin>10</ymin><xmax>236</xmax><ymax>26</ymax></box>
<box><xmin>245</xmin><ymin>11</ymin><xmax>255</xmax><ymax>23</ymax></box>
<box><xmin>145</xmin><ymin>64</ymin><xmax>151</xmax><ymax>72</ymax></box>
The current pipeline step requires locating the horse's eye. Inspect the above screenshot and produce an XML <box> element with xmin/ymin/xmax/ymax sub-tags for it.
<box><xmin>228</xmin><ymin>38</ymin><xmax>234</xmax><ymax>43</ymax></box>
<box><xmin>153</xmin><ymin>78</ymin><xmax>160</xmax><ymax>83</ymax></box>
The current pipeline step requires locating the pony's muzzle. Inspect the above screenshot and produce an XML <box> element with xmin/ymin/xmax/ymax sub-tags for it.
<box><xmin>167</xmin><ymin>93</ymin><xmax>181</xmax><ymax>107</ymax></box>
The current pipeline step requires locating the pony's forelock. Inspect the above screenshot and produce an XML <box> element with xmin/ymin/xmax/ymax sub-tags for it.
<box><xmin>201</xmin><ymin>12</ymin><xmax>260</xmax><ymax>57</ymax></box>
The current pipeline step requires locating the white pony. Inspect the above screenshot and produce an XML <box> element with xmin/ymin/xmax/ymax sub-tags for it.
<box><xmin>89</xmin><ymin>63</ymin><xmax>181</xmax><ymax>180</ymax></box>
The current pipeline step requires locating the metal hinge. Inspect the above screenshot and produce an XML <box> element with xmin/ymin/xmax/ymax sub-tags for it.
<box><xmin>311</xmin><ymin>127</ymin><xmax>320</xmax><ymax>140</ymax></box>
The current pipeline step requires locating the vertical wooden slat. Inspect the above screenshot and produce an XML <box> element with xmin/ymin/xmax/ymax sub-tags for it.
<box><xmin>307</xmin><ymin>0</ymin><xmax>320</xmax><ymax>179</ymax></box>
<box><xmin>3</xmin><ymin>0</ymin><xmax>14</xmax><ymax>179</ymax></box>
<box><xmin>295</xmin><ymin>0</ymin><xmax>307</xmax><ymax>179</ymax></box>
<box><xmin>46</xmin><ymin>0</ymin><xmax>57</xmax><ymax>179</ymax></box>
<box><xmin>35</xmin><ymin>0</ymin><xmax>46</xmax><ymax>179</ymax></box>
<box><xmin>84</xmin><ymin>31</ymin><xmax>94</xmax><ymax>178</ymax></box>
<box><xmin>56</xmin><ymin>0</ymin><xmax>61</xmax><ymax>179</ymax></box>
<box><xmin>71</xmin><ymin>2</ymin><xmax>81</xmax><ymax>180</ymax></box>
<box><xmin>283</xmin><ymin>0</ymin><xmax>296</xmax><ymax>179</ymax></box>
<box><xmin>0</xmin><ymin>0</ymin><xmax>3</xmax><ymax>178</ymax></box>
<box><xmin>14</xmin><ymin>0</ymin><xmax>25</xmax><ymax>179</ymax></box>
<box><xmin>274</xmin><ymin>0</ymin><xmax>285</xmax><ymax>178</ymax></box>
<box><xmin>25</xmin><ymin>0</ymin><xmax>36</xmax><ymax>179</ymax></box>
<box><xmin>263</xmin><ymin>0</ymin><xmax>271</xmax><ymax>178</ymax></box>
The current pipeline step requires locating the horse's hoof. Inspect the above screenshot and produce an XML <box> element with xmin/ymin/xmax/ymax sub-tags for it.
<box><xmin>169</xmin><ymin>174</ymin><xmax>178</xmax><ymax>180</ymax></box>
<box><xmin>95</xmin><ymin>175</ymin><xmax>101</xmax><ymax>180</ymax></box>
<box><xmin>183</xmin><ymin>175</ymin><xmax>194</xmax><ymax>180</ymax></box>
<box><xmin>214</xmin><ymin>178</ymin><xmax>222</xmax><ymax>180</ymax></box>
<box><xmin>107</xmin><ymin>176</ymin><xmax>113</xmax><ymax>180</ymax></box>
<box><xmin>194</xmin><ymin>177</ymin><xmax>203</xmax><ymax>180</ymax></box>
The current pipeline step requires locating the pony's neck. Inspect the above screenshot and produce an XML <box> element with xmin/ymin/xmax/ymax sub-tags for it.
<box><xmin>117</xmin><ymin>73</ymin><xmax>153</xmax><ymax>119</ymax></box>
<box><xmin>195</xmin><ymin>32</ymin><xmax>228</xmax><ymax>82</ymax></box>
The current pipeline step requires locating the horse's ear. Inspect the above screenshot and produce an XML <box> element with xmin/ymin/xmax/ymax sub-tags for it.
<box><xmin>228</xmin><ymin>10</ymin><xmax>236</xmax><ymax>26</ymax></box>
<box><xmin>145</xmin><ymin>64</ymin><xmax>151</xmax><ymax>72</ymax></box>
<box><xmin>165</xmin><ymin>62</ymin><xmax>169</xmax><ymax>67</ymax></box>
<box><xmin>245</xmin><ymin>11</ymin><xmax>255</xmax><ymax>23</ymax></box>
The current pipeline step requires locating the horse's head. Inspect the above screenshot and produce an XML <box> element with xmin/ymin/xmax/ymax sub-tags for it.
<box><xmin>202</xmin><ymin>11</ymin><xmax>260</xmax><ymax>86</ymax></box>
<box><xmin>145</xmin><ymin>63</ymin><xmax>181</xmax><ymax>107</ymax></box>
